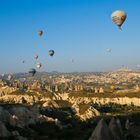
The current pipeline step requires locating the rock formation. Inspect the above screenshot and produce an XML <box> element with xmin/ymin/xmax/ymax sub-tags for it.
<box><xmin>109</xmin><ymin>117</ymin><xmax>124</xmax><ymax>140</ymax></box>
<box><xmin>89</xmin><ymin>119</ymin><xmax>114</xmax><ymax>140</ymax></box>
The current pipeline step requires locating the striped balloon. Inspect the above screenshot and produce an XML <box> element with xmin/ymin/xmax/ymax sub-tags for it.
<box><xmin>111</xmin><ymin>10</ymin><xmax>127</xmax><ymax>29</ymax></box>
<box><xmin>48</xmin><ymin>50</ymin><xmax>55</xmax><ymax>57</ymax></box>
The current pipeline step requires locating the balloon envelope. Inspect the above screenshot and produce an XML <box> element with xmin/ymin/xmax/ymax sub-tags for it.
<box><xmin>107</xmin><ymin>48</ymin><xmax>111</xmax><ymax>52</ymax></box>
<box><xmin>38</xmin><ymin>30</ymin><xmax>43</xmax><ymax>36</ymax></box>
<box><xmin>34</xmin><ymin>55</ymin><xmax>38</xmax><ymax>60</ymax></box>
<box><xmin>111</xmin><ymin>10</ymin><xmax>127</xmax><ymax>28</ymax></box>
<box><xmin>28</xmin><ymin>68</ymin><xmax>36</xmax><ymax>76</ymax></box>
<box><xmin>36</xmin><ymin>63</ymin><xmax>42</xmax><ymax>69</ymax></box>
<box><xmin>48</xmin><ymin>50</ymin><xmax>55</xmax><ymax>57</ymax></box>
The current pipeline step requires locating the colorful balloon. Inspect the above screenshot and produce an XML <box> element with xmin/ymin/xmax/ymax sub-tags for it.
<box><xmin>48</xmin><ymin>50</ymin><xmax>55</xmax><ymax>57</ymax></box>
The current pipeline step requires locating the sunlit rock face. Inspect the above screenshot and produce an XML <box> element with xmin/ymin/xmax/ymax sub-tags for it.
<box><xmin>1</xmin><ymin>84</ymin><xmax>140</xmax><ymax>108</ymax></box>
<box><xmin>0</xmin><ymin>86</ymin><xmax>17</xmax><ymax>95</ymax></box>
<box><xmin>68</xmin><ymin>96</ymin><xmax>140</xmax><ymax>107</ymax></box>
<box><xmin>78</xmin><ymin>106</ymin><xmax>100</xmax><ymax>121</ymax></box>
<box><xmin>0</xmin><ymin>94</ymin><xmax>36</xmax><ymax>105</ymax></box>
<box><xmin>57</xmin><ymin>93</ymin><xmax>69</xmax><ymax>100</ymax></box>
<box><xmin>28</xmin><ymin>81</ymin><xmax>42</xmax><ymax>90</ymax></box>
<box><xmin>99</xmin><ymin>87</ymin><xmax>104</xmax><ymax>93</ymax></box>
<box><xmin>71</xmin><ymin>104</ymin><xmax>100</xmax><ymax>121</ymax></box>
<box><xmin>42</xmin><ymin>100</ymin><xmax>60</xmax><ymax>108</ymax></box>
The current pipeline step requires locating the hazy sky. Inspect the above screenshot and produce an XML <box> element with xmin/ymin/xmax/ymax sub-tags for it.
<box><xmin>0</xmin><ymin>0</ymin><xmax>140</xmax><ymax>73</ymax></box>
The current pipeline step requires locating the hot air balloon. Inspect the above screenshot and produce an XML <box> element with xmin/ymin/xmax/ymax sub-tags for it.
<box><xmin>38</xmin><ymin>30</ymin><xmax>43</xmax><ymax>36</ymax></box>
<box><xmin>106</xmin><ymin>48</ymin><xmax>112</xmax><ymax>52</ymax></box>
<box><xmin>36</xmin><ymin>63</ymin><xmax>42</xmax><ymax>69</ymax></box>
<box><xmin>34</xmin><ymin>55</ymin><xmax>38</xmax><ymax>60</ymax></box>
<box><xmin>8</xmin><ymin>74</ymin><xmax>13</xmax><ymax>80</ymax></box>
<box><xmin>71</xmin><ymin>59</ymin><xmax>74</xmax><ymax>63</ymax></box>
<box><xmin>48</xmin><ymin>50</ymin><xmax>55</xmax><ymax>57</ymax></box>
<box><xmin>22</xmin><ymin>60</ymin><xmax>25</xmax><ymax>63</ymax></box>
<box><xmin>111</xmin><ymin>10</ymin><xmax>127</xmax><ymax>30</ymax></box>
<box><xmin>28</xmin><ymin>68</ymin><xmax>36</xmax><ymax>76</ymax></box>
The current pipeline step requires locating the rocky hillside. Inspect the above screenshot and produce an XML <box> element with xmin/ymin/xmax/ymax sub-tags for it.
<box><xmin>0</xmin><ymin>83</ymin><xmax>140</xmax><ymax>139</ymax></box>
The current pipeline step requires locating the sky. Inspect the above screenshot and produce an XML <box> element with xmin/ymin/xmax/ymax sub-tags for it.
<box><xmin>0</xmin><ymin>0</ymin><xmax>140</xmax><ymax>73</ymax></box>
